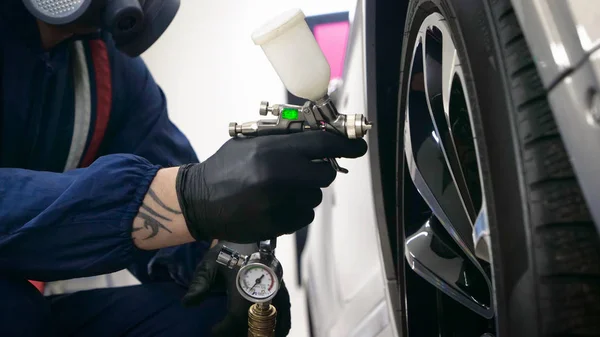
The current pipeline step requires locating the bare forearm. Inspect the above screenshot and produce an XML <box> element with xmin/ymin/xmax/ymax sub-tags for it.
<box><xmin>132</xmin><ymin>167</ymin><xmax>195</xmax><ymax>250</ymax></box>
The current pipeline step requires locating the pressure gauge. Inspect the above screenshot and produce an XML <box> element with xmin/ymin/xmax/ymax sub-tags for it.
<box><xmin>236</xmin><ymin>263</ymin><xmax>280</xmax><ymax>303</ymax></box>
<box><xmin>216</xmin><ymin>241</ymin><xmax>283</xmax><ymax>303</ymax></box>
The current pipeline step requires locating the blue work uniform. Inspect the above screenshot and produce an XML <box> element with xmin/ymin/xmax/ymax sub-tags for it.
<box><xmin>0</xmin><ymin>2</ymin><xmax>226</xmax><ymax>336</ymax></box>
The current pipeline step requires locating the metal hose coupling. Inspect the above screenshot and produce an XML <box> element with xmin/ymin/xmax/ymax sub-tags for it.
<box><xmin>248</xmin><ymin>302</ymin><xmax>277</xmax><ymax>337</ymax></box>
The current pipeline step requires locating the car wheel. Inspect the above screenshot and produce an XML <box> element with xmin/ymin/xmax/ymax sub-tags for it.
<box><xmin>396</xmin><ymin>0</ymin><xmax>600</xmax><ymax>336</ymax></box>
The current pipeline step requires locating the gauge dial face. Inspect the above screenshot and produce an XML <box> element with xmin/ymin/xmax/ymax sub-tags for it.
<box><xmin>237</xmin><ymin>264</ymin><xmax>279</xmax><ymax>301</ymax></box>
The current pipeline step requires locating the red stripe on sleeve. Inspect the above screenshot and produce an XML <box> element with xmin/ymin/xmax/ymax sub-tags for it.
<box><xmin>80</xmin><ymin>39</ymin><xmax>112</xmax><ymax>168</ymax></box>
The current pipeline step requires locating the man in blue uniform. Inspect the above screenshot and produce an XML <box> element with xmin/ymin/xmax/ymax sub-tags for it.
<box><xmin>0</xmin><ymin>1</ymin><xmax>368</xmax><ymax>336</ymax></box>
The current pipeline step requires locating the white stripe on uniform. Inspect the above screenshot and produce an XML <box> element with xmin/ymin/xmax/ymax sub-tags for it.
<box><xmin>63</xmin><ymin>40</ymin><xmax>91</xmax><ymax>172</ymax></box>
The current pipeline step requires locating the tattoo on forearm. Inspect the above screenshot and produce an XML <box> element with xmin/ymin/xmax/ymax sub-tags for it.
<box><xmin>132</xmin><ymin>188</ymin><xmax>181</xmax><ymax>240</ymax></box>
<box><xmin>148</xmin><ymin>188</ymin><xmax>182</xmax><ymax>214</ymax></box>
<box><xmin>141</xmin><ymin>204</ymin><xmax>172</xmax><ymax>221</ymax></box>
<box><xmin>133</xmin><ymin>212</ymin><xmax>173</xmax><ymax>240</ymax></box>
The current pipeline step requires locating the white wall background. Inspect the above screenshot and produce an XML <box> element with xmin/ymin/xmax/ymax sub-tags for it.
<box><xmin>142</xmin><ymin>1</ymin><xmax>356</xmax><ymax>336</ymax></box>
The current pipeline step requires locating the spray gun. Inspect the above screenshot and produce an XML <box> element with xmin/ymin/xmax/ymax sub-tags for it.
<box><xmin>217</xmin><ymin>8</ymin><xmax>374</xmax><ymax>337</ymax></box>
<box><xmin>228</xmin><ymin>8</ymin><xmax>372</xmax><ymax>174</ymax></box>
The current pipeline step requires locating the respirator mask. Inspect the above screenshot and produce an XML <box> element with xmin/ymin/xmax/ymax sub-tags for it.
<box><xmin>22</xmin><ymin>0</ymin><xmax>180</xmax><ymax>57</ymax></box>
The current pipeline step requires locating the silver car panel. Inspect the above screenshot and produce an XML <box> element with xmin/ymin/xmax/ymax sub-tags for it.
<box><xmin>511</xmin><ymin>0</ymin><xmax>600</xmax><ymax>87</ymax></box>
<box><xmin>512</xmin><ymin>0</ymin><xmax>600</xmax><ymax>231</ymax></box>
<box><xmin>546</xmin><ymin>49</ymin><xmax>600</xmax><ymax>234</ymax></box>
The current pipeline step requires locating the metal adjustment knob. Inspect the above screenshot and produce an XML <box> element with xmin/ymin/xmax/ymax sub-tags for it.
<box><xmin>217</xmin><ymin>246</ymin><xmax>247</xmax><ymax>269</ymax></box>
<box><xmin>345</xmin><ymin>114</ymin><xmax>372</xmax><ymax>139</ymax></box>
<box><xmin>259</xmin><ymin>101</ymin><xmax>270</xmax><ymax>116</ymax></box>
<box><xmin>354</xmin><ymin>115</ymin><xmax>372</xmax><ymax>138</ymax></box>
<box><xmin>229</xmin><ymin>122</ymin><xmax>239</xmax><ymax>137</ymax></box>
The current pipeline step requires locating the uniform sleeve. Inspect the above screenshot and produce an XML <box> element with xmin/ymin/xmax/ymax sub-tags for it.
<box><xmin>0</xmin><ymin>154</ymin><xmax>160</xmax><ymax>282</ymax></box>
<box><xmin>102</xmin><ymin>44</ymin><xmax>208</xmax><ymax>286</ymax></box>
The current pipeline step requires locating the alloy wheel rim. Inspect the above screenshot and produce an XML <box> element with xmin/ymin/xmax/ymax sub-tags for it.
<box><xmin>401</xmin><ymin>11</ymin><xmax>496</xmax><ymax>328</ymax></box>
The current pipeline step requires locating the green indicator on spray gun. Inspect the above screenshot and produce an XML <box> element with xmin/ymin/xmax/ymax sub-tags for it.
<box><xmin>281</xmin><ymin>109</ymin><xmax>299</xmax><ymax>120</ymax></box>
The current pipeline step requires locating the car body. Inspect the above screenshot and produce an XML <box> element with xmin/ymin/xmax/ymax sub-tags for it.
<box><xmin>300</xmin><ymin>0</ymin><xmax>600</xmax><ymax>336</ymax></box>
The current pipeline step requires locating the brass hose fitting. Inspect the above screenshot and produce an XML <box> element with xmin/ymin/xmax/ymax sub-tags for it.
<box><xmin>248</xmin><ymin>302</ymin><xmax>278</xmax><ymax>337</ymax></box>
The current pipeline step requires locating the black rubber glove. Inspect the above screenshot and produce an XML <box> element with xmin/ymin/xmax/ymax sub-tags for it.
<box><xmin>176</xmin><ymin>131</ymin><xmax>367</xmax><ymax>243</ymax></box>
<box><xmin>182</xmin><ymin>242</ymin><xmax>291</xmax><ymax>337</ymax></box>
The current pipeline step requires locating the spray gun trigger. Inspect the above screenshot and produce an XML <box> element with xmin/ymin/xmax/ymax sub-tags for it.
<box><xmin>328</xmin><ymin>158</ymin><xmax>349</xmax><ymax>174</ymax></box>
<box><xmin>311</xmin><ymin>158</ymin><xmax>348</xmax><ymax>173</ymax></box>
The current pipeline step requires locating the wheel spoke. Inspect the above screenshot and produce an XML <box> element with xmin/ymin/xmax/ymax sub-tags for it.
<box><xmin>404</xmin><ymin>112</ymin><xmax>486</xmax><ymax>273</ymax></box>
<box><xmin>402</xmin><ymin>12</ymin><xmax>494</xmax><ymax>321</ymax></box>
<box><xmin>441</xmin><ymin>26</ymin><xmax>459</xmax><ymax>117</ymax></box>
<box><xmin>404</xmin><ymin>109</ymin><xmax>473</xmax><ymax>254</ymax></box>
<box><xmin>422</xmin><ymin>24</ymin><xmax>478</xmax><ymax>223</ymax></box>
<box><xmin>405</xmin><ymin>217</ymin><xmax>493</xmax><ymax>318</ymax></box>
<box><xmin>473</xmin><ymin>204</ymin><xmax>491</xmax><ymax>263</ymax></box>
<box><xmin>405</xmin><ymin>42</ymin><xmax>474</xmax><ymax>254</ymax></box>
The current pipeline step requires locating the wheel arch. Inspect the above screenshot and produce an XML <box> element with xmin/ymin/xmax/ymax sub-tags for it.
<box><xmin>362</xmin><ymin>1</ymin><xmax>411</xmax><ymax>333</ymax></box>
<box><xmin>366</xmin><ymin>0</ymin><xmax>410</xmax><ymax>281</ymax></box>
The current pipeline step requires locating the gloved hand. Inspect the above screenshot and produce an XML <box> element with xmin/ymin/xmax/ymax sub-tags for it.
<box><xmin>182</xmin><ymin>242</ymin><xmax>291</xmax><ymax>337</ymax></box>
<box><xmin>176</xmin><ymin>131</ymin><xmax>367</xmax><ymax>243</ymax></box>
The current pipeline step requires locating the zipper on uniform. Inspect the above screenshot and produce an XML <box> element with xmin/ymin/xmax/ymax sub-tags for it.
<box><xmin>24</xmin><ymin>57</ymin><xmax>52</xmax><ymax>168</ymax></box>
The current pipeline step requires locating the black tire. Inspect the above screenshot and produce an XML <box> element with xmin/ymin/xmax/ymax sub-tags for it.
<box><xmin>396</xmin><ymin>0</ymin><xmax>600</xmax><ymax>336</ymax></box>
